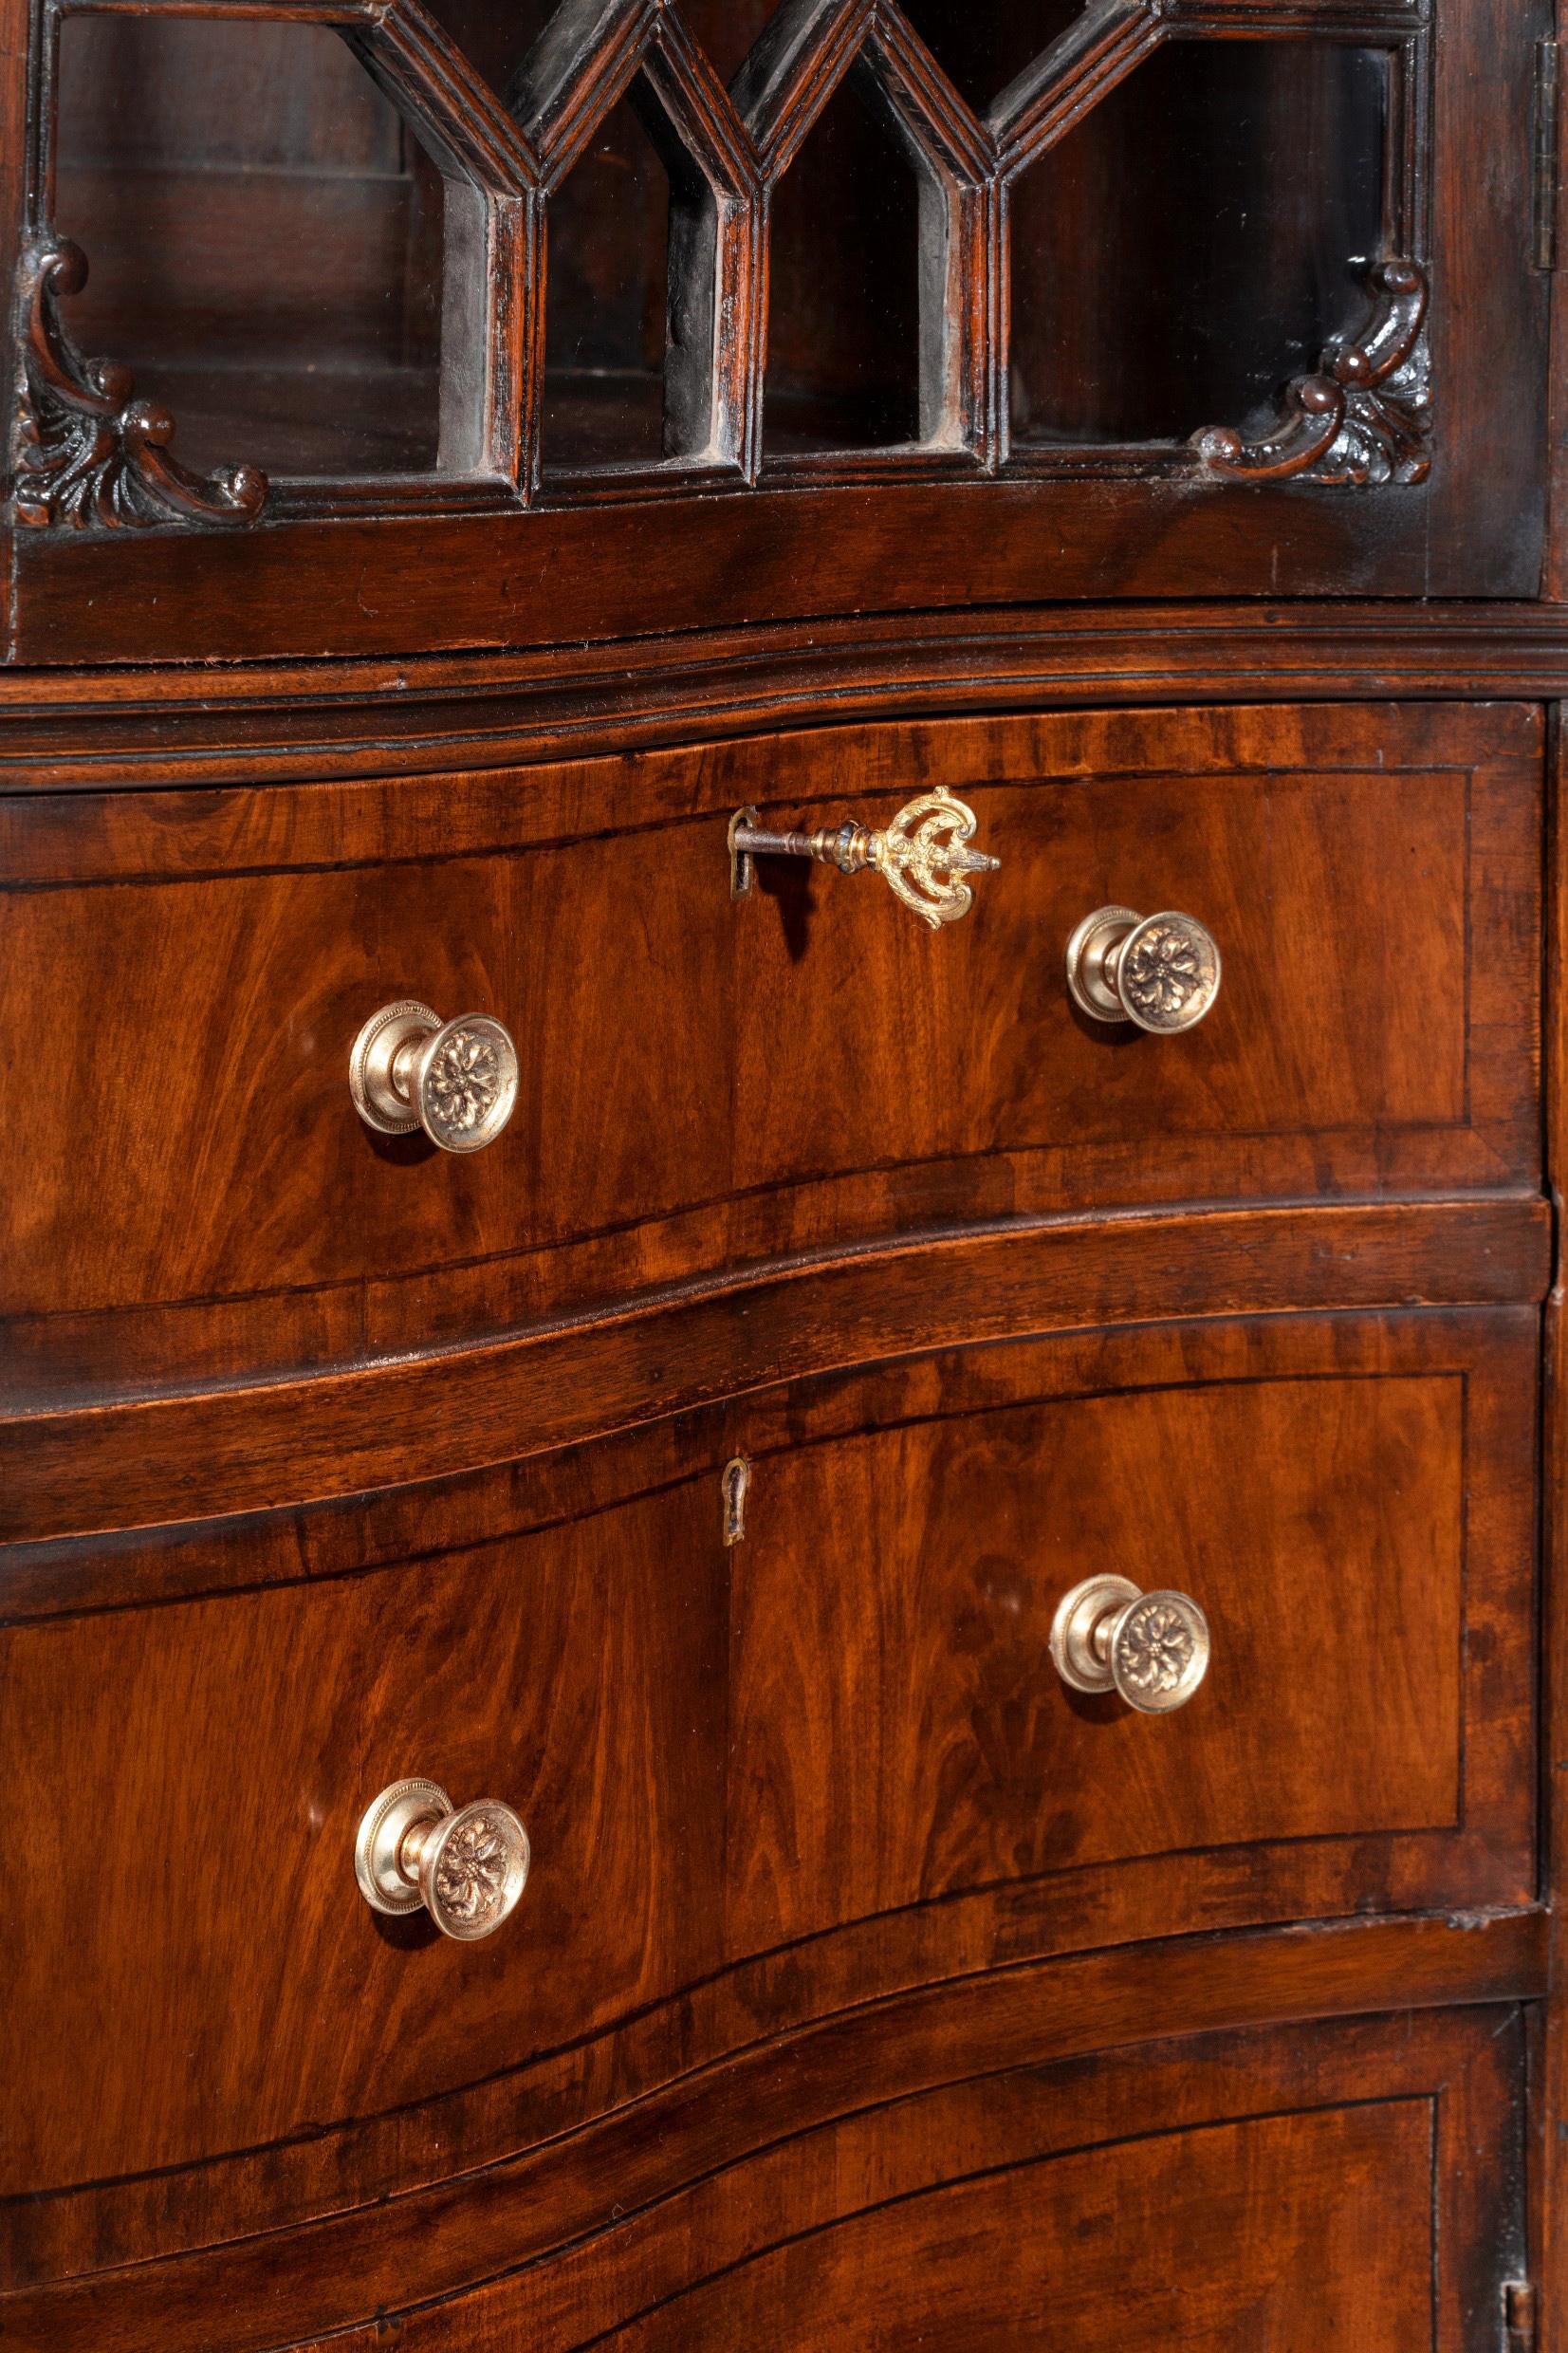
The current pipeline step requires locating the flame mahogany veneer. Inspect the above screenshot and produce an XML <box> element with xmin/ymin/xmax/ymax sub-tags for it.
<box><xmin>3</xmin><ymin>0</ymin><xmax>1568</xmax><ymax>2341</ymax></box>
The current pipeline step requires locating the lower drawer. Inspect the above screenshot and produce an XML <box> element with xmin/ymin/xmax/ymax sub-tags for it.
<box><xmin>3</xmin><ymin>2003</ymin><xmax>1530</xmax><ymax>2350</ymax></box>
<box><xmin>725</xmin><ymin>1307</ymin><xmax>1536</xmax><ymax>1953</ymax></box>
<box><xmin>0</xmin><ymin>1307</ymin><xmax>1537</xmax><ymax>2329</ymax></box>
<box><xmin>434</xmin><ymin>2010</ymin><xmax>1522</xmax><ymax>2353</ymax></box>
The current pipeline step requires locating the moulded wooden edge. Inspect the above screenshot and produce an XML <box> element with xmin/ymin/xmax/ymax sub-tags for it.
<box><xmin>1530</xmin><ymin>698</ymin><xmax>1568</xmax><ymax>2343</ymax></box>
<box><xmin>0</xmin><ymin>1195</ymin><xmax>1551</xmax><ymax>1542</ymax></box>
<box><xmin>6</xmin><ymin>476</ymin><xmax>1448</xmax><ymax>668</ymax></box>
<box><xmin>0</xmin><ymin>609</ymin><xmax>1558</xmax><ymax>788</ymax></box>
<box><xmin>283</xmin><ymin>2007</ymin><xmax>1523</xmax><ymax>2353</ymax></box>
<box><xmin>2</xmin><ymin>1299</ymin><xmax>1539</xmax><ymax>1621</ymax></box>
<box><xmin>0</xmin><ymin>695</ymin><xmax>1541</xmax><ymax>880</ymax></box>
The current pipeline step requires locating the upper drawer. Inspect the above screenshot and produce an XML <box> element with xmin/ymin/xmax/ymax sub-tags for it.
<box><xmin>0</xmin><ymin>702</ymin><xmax>1540</xmax><ymax>1400</ymax></box>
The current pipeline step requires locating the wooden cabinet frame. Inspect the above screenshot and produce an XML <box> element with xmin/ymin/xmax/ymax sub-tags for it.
<box><xmin>0</xmin><ymin>0</ymin><xmax>1550</xmax><ymax>660</ymax></box>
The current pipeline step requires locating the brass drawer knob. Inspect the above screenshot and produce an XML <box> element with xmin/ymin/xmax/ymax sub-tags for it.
<box><xmin>1065</xmin><ymin>906</ymin><xmax>1222</xmax><ymax>1033</ymax></box>
<box><xmin>354</xmin><ymin>1777</ymin><xmax>530</xmax><ymax>1941</ymax></box>
<box><xmin>349</xmin><ymin>1001</ymin><xmax>519</xmax><ymax>1153</ymax></box>
<box><xmin>1050</xmin><ymin>1574</ymin><xmax>1211</xmax><ymax>1714</ymax></box>
<box><xmin>729</xmin><ymin>787</ymin><xmax>999</xmax><ymax>929</ymax></box>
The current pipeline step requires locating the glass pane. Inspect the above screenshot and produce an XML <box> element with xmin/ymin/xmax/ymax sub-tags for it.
<box><xmin>542</xmin><ymin>87</ymin><xmax>673</xmax><ymax>472</ymax></box>
<box><xmin>416</xmin><ymin>0</ymin><xmax>549</xmax><ymax>103</ymax></box>
<box><xmin>54</xmin><ymin>15</ymin><xmax>446</xmax><ymax>477</ymax></box>
<box><xmin>899</xmin><ymin>0</ymin><xmax>1087</xmax><ymax>114</ymax></box>
<box><xmin>686</xmin><ymin>0</ymin><xmax>781</xmax><ymax>89</ymax></box>
<box><xmin>1008</xmin><ymin>39</ymin><xmax>1388</xmax><ymax>448</ymax></box>
<box><xmin>766</xmin><ymin>74</ymin><xmax>921</xmax><ymax>455</ymax></box>
<box><xmin>421</xmin><ymin>2</ymin><xmax>800</xmax><ymax>102</ymax></box>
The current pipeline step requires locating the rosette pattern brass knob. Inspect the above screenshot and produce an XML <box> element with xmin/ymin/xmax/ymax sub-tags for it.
<box><xmin>1049</xmin><ymin>1574</ymin><xmax>1211</xmax><ymax>1715</ymax></box>
<box><xmin>354</xmin><ymin>1777</ymin><xmax>530</xmax><ymax>1941</ymax></box>
<box><xmin>350</xmin><ymin>1001</ymin><xmax>519</xmax><ymax>1153</ymax></box>
<box><xmin>1065</xmin><ymin>906</ymin><xmax>1222</xmax><ymax>1033</ymax></box>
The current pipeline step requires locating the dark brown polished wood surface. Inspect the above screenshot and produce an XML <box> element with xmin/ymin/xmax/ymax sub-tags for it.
<box><xmin>3</xmin><ymin>0</ymin><xmax>1565</xmax><ymax>2340</ymax></box>
<box><xmin>425</xmin><ymin>2015</ymin><xmax>1521</xmax><ymax>2353</ymax></box>
<box><xmin>0</xmin><ymin>1307</ymin><xmax>1537</xmax><ymax>2337</ymax></box>
<box><xmin>728</xmin><ymin>1341</ymin><xmax>1532</xmax><ymax>1948</ymax></box>
<box><xmin>267</xmin><ymin>2012</ymin><xmax>1525</xmax><ymax>2353</ymax></box>
<box><xmin>3</xmin><ymin>607</ymin><xmax>1568</xmax><ymax>793</ymax></box>
<box><xmin>3</xmin><ymin>0</ymin><xmax>1544</xmax><ymax>661</ymax></box>
<box><xmin>0</xmin><ymin>702</ymin><xmax>1540</xmax><ymax>1424</ymax></box>
<box><xmin>3</xmin><ymin>1199</ymin><xmax>1549</xmax><ymax>1546</ymax></box>
<box><xmin>1</xmin><ymin>1934</ymin><xmax>1543</xmax><ymax>2350</ymax></box>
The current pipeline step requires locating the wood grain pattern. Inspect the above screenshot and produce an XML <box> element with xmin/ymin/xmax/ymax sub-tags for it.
<box><xmin>0</xmin><ymin>1308</ymin><xmax>1535</xmax><ymax>2306</ymax></box>
<box><xmin>2</xmin><ymin>1987</ymin><xmax>1533</xmax><ymax>2350</ymax></box>
<box><xmin>0</xmin><ymin>4</ymin><xmax>1558</xmax><ymax>2337</ymax></box>
<box><xmin>581</xmin><ymin>2109</ymin><xmax>1435</xmax><ymax>2352</ymax></box>
<box><xmin>0</xmin><ymin>1302</ymin><xmax>1532</xmax><ymax>1620</ymax></box>
<box><xmin>0</xmin><ymin>474</ymin><xmax>1446</xmax><ymax>663</ymax></box>
<box><xmin>0</xmin><ymin>703</ymin><xmax>1540</xmax><ymax>1421</ymax></box>
<box><xmin>1</xmin><ymin>1197</ymin><xmax>1549</xmax><ymax>1543</ymax></box>
<box><xmin>0</xmin><ymin>1931</ymin><xmax>1540</xmax><ymax>2348</ymax></box>
<box><xmin>2</xmin><ymin>1473</ymin><xmax>728</xmax><ymax>2196</ymax></box>
<box><xmin>0</xmin><ymin>754</ymin><xmax>1503</xmax><ymax>1295</ymax></box>
<box><xmin>1547</xmin><ymin>0</ymin><xmax>1568</xmax><ymax>600</ymax></box>
<box><xmin>1426</xmin><ymin>0</ymin><xmax>1553</xmax><ymax>596</ymax></box>
<box><xmin>0</xmin><ymin>612</ymin><xmax>1560</xmax><ymax>793</ymax></box>
<box><xmin>1535</xmin><ymin>700</ymin><xmax>1567</xmax><ymax>2353</ymax></box>
<box><xmin>729</xmin><ymin>1372</ymin><xmax>1472</xmax><ymax>1947</ymax></box>
<box><xmin>390</xmin><ymin>2013</ymin><xmax>1516</xmax><ymax>2353</ymax></box>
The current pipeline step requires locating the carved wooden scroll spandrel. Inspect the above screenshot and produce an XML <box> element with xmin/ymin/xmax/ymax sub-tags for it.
<box><xmin>1190</xmin><ymin>258</ymin><xmax>1430</xmax><ymax>489</ymax></box>
<box><xmin>13</xmin><ymin>235</ymin><xmax>268</xmax><ymax>530</ymax></box>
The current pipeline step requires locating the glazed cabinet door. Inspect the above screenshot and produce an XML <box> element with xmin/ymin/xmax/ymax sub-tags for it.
<box><xmin>1</xmin><ymin>0</ymin><xmax>1550</xmax><ymax>663</ymax></box>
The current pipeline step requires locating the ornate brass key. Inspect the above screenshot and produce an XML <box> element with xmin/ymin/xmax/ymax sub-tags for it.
<box><xmin>729</xmin><ymin>787</ymin><xmax>998</xmax><ymax>930</ymax></box>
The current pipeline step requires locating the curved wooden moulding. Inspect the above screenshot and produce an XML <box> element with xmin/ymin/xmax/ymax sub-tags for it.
<box><xmin>0</xmin><ymin>1308</ymin><xmax>1540</xmax><ymax>2330</ymax></box>
<box><xmin>0</xmin><ymin>702</ymin><xmax>1542</xmax><ymax>1451</ymax></box>
<box><xmin>0</xmin><ymin>1947</ymin><xmax>1539</xmax><ymax>2349</ymax></box>
<box><xmin>286</xmin><ymin>2010</ymin><xmax>1524</xmax><ymax>2353</ymax></box>
<box><xmin>0</xmin><ymin>607</ymin><xmax>1566</xmax><ymax>791</ymax></box>
<box><xmin>0</xmin><ymin>1196</ymin><xmax>1550</xmax><ymax>1542</ymax></box>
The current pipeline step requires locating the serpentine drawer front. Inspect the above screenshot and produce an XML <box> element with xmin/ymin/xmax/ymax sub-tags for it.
<box><xmin>0</xmin><ymin>1308</ymin><xmax>1533</xmax><ymax>2334</ymax></box>
<box><xmin>0</xmin><ymin>702</ymin><xmax>1540</xmax><ymax>1425</ymax></box>
<box><xmin>5</xmin><ymin>0</ymin><xmax>1562</xmax><ymax>2332</ymax></box>
<box><xmin>506</xmin><ymin>2014</ymin><xmax>1523</xmax><ymax>2353</ymax></box>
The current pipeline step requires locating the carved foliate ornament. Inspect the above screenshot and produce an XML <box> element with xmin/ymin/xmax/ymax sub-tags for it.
<box><xmin>424</xmin><ymin>1028</ymin><xmax>507</xmax><ymax>1142</ymax></box>
<box><xmin>729</xmin><ymin>786</ymin><xmax>999</xmax><ymax>928</ymax></box>
<box><xmin>867</xmin><ymin>787</ymin><xmax>1002</xmax><ymax>930</ymax></box>
<box><xmin>1050</xmin><ymin>1575</ymin><xmax>1212</xmax><ymax>1715</ymax></box>
<box><xmin>1065</xmin><ymin>907</ymin><xmax>1223</xmax><ymax>1035</ymax></box>
<box><xmin>349</xmin><ymin>1004</ymin><xmax>520</xmax><ymax>1154</ymax></box>
<box><xmin>1114</xmin><ymin>1599</ymin><xmax>1200</xmax><ymax>1701</ymax></box>
<box><xmin>354</xmin><ymin>1781</ymin><xmax>531</xmax><ymax>1941</ymax></box>
<box><xmin>432</xmin><ymin>1807</ymin><xmax>521</xmax><ymax>1934</ymax></box>
<box><xmin>1192</xmin><ymin>258</ymin><xmax>1431</xmax><ymax>489</ymax></box>
<box><xmin>1119</xmin><ymin>920</ymin><xmax>1219</xmax><ymax>1032</ymax></box>
<box><xmin>13</xmin><ymin>236</ymin><xmax>268</xmax><ymax>530</ymax></box>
